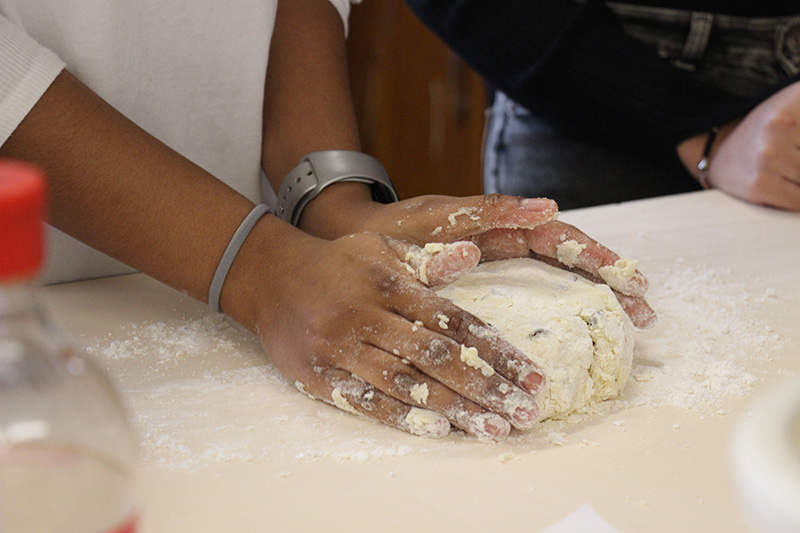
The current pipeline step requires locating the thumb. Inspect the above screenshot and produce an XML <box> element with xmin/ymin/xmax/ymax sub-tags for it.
<box><xmin>386</xmin><ymin>238</ymin><xmax>481</xmax><ymax>287</ymax></box>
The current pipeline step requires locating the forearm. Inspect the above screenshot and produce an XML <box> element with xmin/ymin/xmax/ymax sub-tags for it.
<box><xmin>0</xmin><ymin>69</ymin><xmax>284</xmax><ymax>327</ymax></box>
<box><xmin>261</xmin><ymin>0</ymin><xmax>378</xmax><ymax>237</ymax></box>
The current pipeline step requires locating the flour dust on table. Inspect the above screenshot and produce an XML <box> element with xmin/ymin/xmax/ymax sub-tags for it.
<box><xmin>436</xmin><ymin>258</ymin><xmax>635</xmax><ymax>421</ymax></box>
<box><xmin>80</xmin><ymin>257</ymin><xmax>786</xmax><ymax>468</ymax></box>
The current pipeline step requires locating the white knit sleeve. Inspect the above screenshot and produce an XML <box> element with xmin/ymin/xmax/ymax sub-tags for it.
<box><xmin>0</xmin><ymin>14</ymin><xmax>65</xmax><ymax>146</ymax></box>
<box><xmin>326</xmin><ymin>0</ymin><xmax>362</xmax><ymax>37</ymax></box>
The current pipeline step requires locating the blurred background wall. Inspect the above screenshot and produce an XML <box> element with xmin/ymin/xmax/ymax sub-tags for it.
<box><xmin>346</xmin><ymin>0</ymin><xmax>486</xmax><ymax>199</ymax></box>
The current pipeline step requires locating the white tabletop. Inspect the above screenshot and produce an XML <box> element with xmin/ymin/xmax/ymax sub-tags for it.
<box><xmin>42</xmin><ymin>190</ymin><xmax>800</xmax><ymax>532</ymax></box>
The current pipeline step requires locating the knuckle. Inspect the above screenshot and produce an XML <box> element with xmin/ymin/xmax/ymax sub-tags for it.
<box><xmin>333</xmin><ymin>374</ymin><xmax>378</xmax><ymax>412</ymax></box>
<box><xmin>419</xmin><ymin>338</ymin><xmax>451</xmax><ymax>368</ymax></box>
<box><xmin>480</xmin><ymin>192</ymin><xmax>507</xmax><ymax>210</ymax></box>
<box><xmin>442</xmin><ymin>312</ymin><xmax>472</xmax><ymax>345</ymax></box>
<box><xmin>402</xmin><ymin>196</ymin><xmax>430</xmax><ymax>211</ymax></box>
<box><xmin>391</xmin><ymin>372</ymin><xmax>418</xmax><ymax>394</ymax></box>
<box><xmin>373</xmin><ymin>269</ymin><xmax>399</xmax><ymax>294</ymax></box>
<box><xmin>354</xmin><ymin>385</ymin><xmax>379</xmax><ymax>412</ymax></box>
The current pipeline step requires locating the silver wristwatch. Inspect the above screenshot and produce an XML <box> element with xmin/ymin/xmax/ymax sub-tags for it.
<box><xmin>276</xmin><ymin>151</ymin><xmax>399</xmax><ymax>226</ymax></box>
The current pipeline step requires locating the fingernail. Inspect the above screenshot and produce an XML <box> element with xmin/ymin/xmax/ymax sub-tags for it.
<box><xmin>520</xmin><ymin>368</ymin><xmax>545</xmax><ymax>394</ymax></box>
<box><xmin>404</xmin><ymin>408</ymin><xmax>450</xmax><ymax>439</ymax></box>
<box><xmin>511</xmin><ymin>406</ymin><xmax>539</xmax><ymax>429</ymax></box>
<box><xmin>468</xmin><ymin>413</ymin><xmax>510</xmax><ymax>443</ymax></box>
<box><xmin>503</xmin><ymin>391</ymin><xmax>539</xmax><ymax>429</ymax></box>
<box><xmin>521</xmin><ymin>198</ymin><xmax>557</xmax><ymax>211</ymax></box>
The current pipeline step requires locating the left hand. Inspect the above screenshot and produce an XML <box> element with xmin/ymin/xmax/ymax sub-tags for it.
<box><xmin>677</xmin><ymin>80</ymin><xmax>800</xmax><ymax>210</ymax></box>
<box><xmin>303</xmin><ymin>192</ymin><xmax>656</xmax><ymax>329</ymax></box>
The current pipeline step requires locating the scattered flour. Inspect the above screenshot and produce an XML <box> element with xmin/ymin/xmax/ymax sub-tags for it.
<box><xmin>498</xmin><ymin>452</ymin><xmax>515</xmax><ymax>464</ymax></box>
<box><xmin>556</xmin><ymin>239</ymin><xmax>587</xmax><ymax>267</ymax></box>
<box><xmin>404</xmin><ymin>408</ymin><xmax>448</xmax><ymax>438</ymax></box>
<box><xmin>547</xmin><ymin>431</ymin><xmax>568</xmax><ymax>446</ymax></box>
<box><xmin>609</xmin><ymin>261</ymin><xmax>785</xmax><ymax>412</ymax></box>
<box><xmin>84</xmin><ymin>314</ymin><xmax>240</xmax><ymax>364</ymax></box>
<box><xmin>597</xmin><ymin>256</ymin><xmax>638</xmax><ymax>288</ymax></box>
<box><xmin>410</xmin><ymin>383</ymin><xmax>429</xmax><ymax>405</ymax></box>
<box><xmin>404</xmin><ymin>242</ymin><xmax>446</xmax><ymax>285</ymax></box>
<box><xmin>331</xmin><ymin>389</ymin><xmax>361</xmax><ymax>416</ymax></box>
<box><xmin>447</xmin><ymin>207</ymin><xmax>477</xmax><ymax>226</ymax></box>
<box><xmin>81</xmin><ymin>260</ymin><xmax>788</xmax><ymax>468</ymax></box>
<box><xmin>459</xmin><ymin>345</ymin><xmax>495</xmax><ymax>377</ymax></box>
<box><xmin>424</xmin><ymin>243</ymin><xmax>446</xmax><ymax>255</ymax></box>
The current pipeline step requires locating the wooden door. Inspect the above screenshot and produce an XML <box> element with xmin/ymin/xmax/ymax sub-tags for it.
<box><xmin>347</xmin><ymin>0</ymin><xmax>487</xmax><ymax>199</ymax></box>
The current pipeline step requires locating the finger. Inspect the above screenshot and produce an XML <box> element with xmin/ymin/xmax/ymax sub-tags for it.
<box><xmin>408</xmin><ymin>286</ymin><xmax>546</xmax><ymax>395</ymax></box>
<box><xmin>524</xmin><ymin>220</ymin><xmax>649</xmax><ymax>297</ymax></box>
<box><xmin>381</xmin><ymin>276</ymin><xmax>546</xmax><ymax>395</ymax></box>
<box><xmin>304</xmin><ymin>367</ymin><xmax>452</xmax><ymax>439</ymax></box>
<box><xmin>385</xmin><ymin>236</ymin><xmax>544</xmax><ymax>393</ymax></box>
<box><xmin>343</xmin><ymin>345</ymin><xmax>512</xmax><ymax>442</ymax></box>
<box><xmin>367</xmin><ymin>311</ymin><xmax>541</xmax><ymax>429</ymax></box>
<box><xmin>614</xmin><ymin>292</ymin><xmax>658</xmax><ymax>330</ymax></box>
<box><xmin>419</xmin><ymin>194</ymin><xmax>558</xmax><ymax>242</ymax></box>
<box><xmin>387</xmin><ymin>238</ymin><xmax>481</xmax><ymax>287</ymax></box>
<box><xmin>425</xmin><ymin>242</ymin><xmax>481</xmax><ymax>286</ymax></box>
<box><xmin>470</xmin><ymin>228</ymin><xmax>531</xmax><ymax>261</ymax></box>
<box><xmin>532</xmin><ymin>253</ymin><xmax>657</xmax><ymax>329</ymax></box>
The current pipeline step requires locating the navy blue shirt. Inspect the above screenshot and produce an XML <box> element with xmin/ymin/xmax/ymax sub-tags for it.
<box><xmin>405</xmin><ymin>0</ymin><xmax>800</xmax><ymax>164</ymax></box>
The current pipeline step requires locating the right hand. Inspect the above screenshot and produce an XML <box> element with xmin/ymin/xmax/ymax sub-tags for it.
<box><xmin>231</xmin><ymin>227</ymin><xmax>546</xmax><ymax>442</ymax></box>
<box><xmin>301</xmin><ymin>193</ymin><xmax>656</xmax><ymax>329</ymax></box>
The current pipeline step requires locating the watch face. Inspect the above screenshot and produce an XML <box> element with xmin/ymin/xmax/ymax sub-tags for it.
<box><xmin>278</xmin><ymin>152</ymin><xmax>397</xmax><ymax>225</ymax></box>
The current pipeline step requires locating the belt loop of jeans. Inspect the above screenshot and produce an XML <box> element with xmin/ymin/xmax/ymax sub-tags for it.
<box><xmin>775</xmin><ymin>17</ymin><xmax>800</xmax><ymax>76</ymax></box>
<box><xmin>679</xmin><ymin>12</ymin><xmax>714</xmax><ymax>69</ymax></box>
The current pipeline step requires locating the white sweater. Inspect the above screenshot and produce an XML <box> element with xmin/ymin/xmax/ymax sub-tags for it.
<box><xmin>0</xmin><ymin>0</ymin><xmax>356</xmax><ymax>283</ymax></box>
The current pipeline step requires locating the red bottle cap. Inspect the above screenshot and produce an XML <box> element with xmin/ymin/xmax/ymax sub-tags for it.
<box><xmin>0</xmin><ymin>160</ymin><xmax>47</xmax><ymax>280</ymax></box>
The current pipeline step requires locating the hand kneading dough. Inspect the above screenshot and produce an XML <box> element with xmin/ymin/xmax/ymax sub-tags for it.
<box><xmin>435</xmin><ymin>258</ymin><xmax>634</xmax><ymax>421</ymax></box>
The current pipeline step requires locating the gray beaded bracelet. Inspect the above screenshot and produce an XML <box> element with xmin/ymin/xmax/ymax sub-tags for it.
<box><xmin>208</xmin><ymin>204</ymin><xmax>271</xmax><ymax>313</ymax></box>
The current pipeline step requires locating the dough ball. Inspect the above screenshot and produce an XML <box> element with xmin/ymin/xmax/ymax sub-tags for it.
<box><xmin>436</xmin><ymin>258</ymin><xmax>634</xmax><ymax>421</ymax></box>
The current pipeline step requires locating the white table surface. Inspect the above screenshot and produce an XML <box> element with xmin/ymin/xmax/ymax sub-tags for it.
<box><xmin>42</xmin><ymin>190</ymin><xmax>800</xmax><ymax>532</ymax></box>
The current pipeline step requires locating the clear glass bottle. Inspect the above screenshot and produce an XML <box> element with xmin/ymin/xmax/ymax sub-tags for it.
<box><xmin>0</xmin><ymin>161</ymin><xmax>138</xmax><ymax>532</ymax></box>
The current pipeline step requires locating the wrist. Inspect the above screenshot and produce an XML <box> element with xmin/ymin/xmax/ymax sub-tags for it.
<box><xmin>216</xmin><ymin>214</ymin><xmax>306</xmax><ymax>332</ymax></box>
<box><xmin>297</xmin><ymin>181</ymin><xmax>379</xmax><ymax>238</ymax></box>
<box><xmin>276</xmin><ymin>151</ymin><xmax>399</xmax><ymax>235</ymax></box>
<box><xmin>677</xmin><ymin>121</ymin><xmax>739</xmax><ymax>186</ymax></box>
<box><xmin>677</xmin><ymin>131</ymin><xmax>711</xmax><ymax>181</ymax></box>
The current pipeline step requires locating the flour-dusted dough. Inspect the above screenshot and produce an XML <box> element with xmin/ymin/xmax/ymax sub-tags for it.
<box><xmin>436</xmin><ymin>258</ymin><xmax>634</xmax><ymax>421</ymax></box>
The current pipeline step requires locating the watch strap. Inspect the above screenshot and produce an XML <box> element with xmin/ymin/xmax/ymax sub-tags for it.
<box><xmin>697</xmin><ymin>126</ymin><xmax>719</xmax><ymax>189</ymax></box>
<box><xmin>277</xmin><ymin>151</ymin><xmax>399</xmax><ymax>226</ymax></box>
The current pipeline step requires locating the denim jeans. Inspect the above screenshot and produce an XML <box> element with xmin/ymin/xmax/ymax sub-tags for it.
<box><xmin>483</xmin><ymin>6</ymin><xmax>800</xmax><ymax>209</ymax></box>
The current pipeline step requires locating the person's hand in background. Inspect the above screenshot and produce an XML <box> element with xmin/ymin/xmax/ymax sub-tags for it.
<box><xmin>678</xmin><ymin>80</ymin><xmax>800</xmax><ymax>211</ymax></box>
